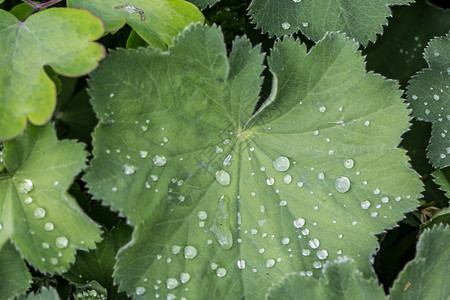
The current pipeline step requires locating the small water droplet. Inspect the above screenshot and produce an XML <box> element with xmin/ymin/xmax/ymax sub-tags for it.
<box><xmin>313</xmin><ymin>261</ymin><xmax>322</xmax><ymax>269</ymax></box>
<box><xmin>281</xmin><ymin>22</ymin><xmax>291</xmax><ymax>30</ymax></box>
<box><xmin>319</xmin><ymin>106</ymin><xmax>326</xmax><ymax>113</ymax></box>
<box><xmin>122</xmin><ymin>163</ymin><xmax>135</xmax><ymax>175</ymax></box>
<box><xmin>211</xmin><ymin>262</ymin><xmax>218</xmax><ymax>270</ymax></box>
<box><xmin>282</xmin><ymin>237</ymin><xmax>290</xmax><ymax>245</ymax></box>
<box><xmin>344</xmin><ymin>159</ymin><xmax>354</xmax><ymax>169</ymax></box>
<box><xmin>361</xmin><ymin>201</ymin><xmax>371</xmax><ymax>210</ymax></box>
<box><xmin>302</xmin><ymin>228</ymin><xmax>310</xmax><ymax>235</ymax></box>
<box><xmin>317</xmin><ymin>249</ymin><xmax>328</xmax><ymax>260</ymax></box>
<box><xmin>371</xmin><ymin>212</ymin><xmax>378</xmax><ymax>217</ymax></box>
<box><xmin>273</xmin><ymin>156</ymin><xmax>290</xmax><ymax>171</ymax></box>
<box><xmin>302</xmin><ymin>22</ymin><xmax>309</xmax><ymax>27</ymax></box>
<box><xmin>44</xmin><ymin>222</ymin><xmax>54</xmax><ymax>231</ymax></box>
<box><xmin>184</xmin><ymin>246</ymin><xmax>197</xmax><ymax>259</ymax></box>
<box><xmin>152</xmin><ymin>155</ymin><xmax>166</xmax><ymax>166</ymax></box>
<box><xmin>433</xmin><ymin>94</ymin><xmax>440</xmax><ymax>100</ymax></box>
<box><xmin>215</xmin><ymin>170</ymin><xmax>231</xmax><ymax>186</ymax></box>
<box><xmin>171</xmin><ymin>245</ymin><xmax>181</xmax><ymax>254</ymax></box>
<box><xmin>317</xmin><ymin>172</ymin><xmax>325</xmax><ymax>180</ymax></box>
<box><xmin>197</xmin><ymin>211</ymin><xmax>207</xmax><ymax>220</ymax></box>
<box><xmin>335</xmin><ymin>176</ymin><xmax>351</xmax><ymax>193</ymax></box>
<box><xmin>373</xmin><ymin>188</ymin><xmax>380</xmax><ymax>195</ymax></box>
<box><xmin>34</xmin><ymin>207</ymin><xmax>46</xmax><ymax>219</ymax></box>
<box><xmin>266</xmin><ymin>259</ymin><xmax>276</xmax><ymax>268</ymax></box>
<box><xmin>313</xmin><ymin>130</ymin><xmax>319</xmax><ymax>136</ymax></box>
<box><xmin>210</xmin><ymin>195</ymin><xmax>233</xmax><ymax>250</ymax></box>
<box><xmin>135</xmin><ymin>286</ymin><xmax>146</xmax><ymax>296</ymax></box>
<box><xmin>237</xmin><ymin>259</ymin><xmax>246</xmax><ymax>269</ymax></box>
<box><xmin>216</xmin><ymin>267</ymin><xmax>227</xmax><ymax>277</ymax></box>
<box><xmin>283</xmin><ymin>174</ymin><xmax>292</xmax><ymax>184</ymax></box>
<box><xmin>266</xmin><ymin>177</ymin><xmax>275</xmax><ymax>186</ymax></box>
<box><xmin>302</xmin><ymin>249</ymin><xmax>310</xmax><ymax>256</ymax></box>
<box><xmin>139</xmin><ymin>150</ymin><xmax>148</xmax><ymax>158</ymax></box>
<box><xmin>294</xmin><ymin>217</ymin><xmax>305</xmax><ymax>228</ymax></box>
<box><xmin>166</xmin><ymin>278</ymin><xmax>179</xmax><ymax>290</ymax></box>
<box><xmin>41</xmin><ymin>242</ymin><xmax>50</xmax><ymax>249</ymax></box>
<box><xmin>279</xmin><ymin>200</ymin><xmax>287</xmax><ymax>206</ymax></box>
<box><xmin>381</xmin><ymin>196</ymin><xmax>389</xmax><ymax>203</ymax></box>
<box><xmin>55</xmin><ymin>236</ymin><xmax>68</xmax><ymax>249</ymax></box>
<box><xmin>18</xmin><ymin>179</ymin><xmax>34</xmax><ymax>194</ymax></box>
<box><xmin>180</xmin><ymin>273</ymin><xmax>190</xmax><ymax>283</ymax></box>
<box><xmin>297</xmin><ymin>181</ymin><xmax>304</xmax><ymax>188</ymax></box>
<box><xmin>24</xmin><ymin>197</ymin><xmax>33</xmax><ymax>204</ymax></box>
<box><xmin>308</xmin><ymin>238</ymin><xmax>320</xmax><ymax>249</ymax></box>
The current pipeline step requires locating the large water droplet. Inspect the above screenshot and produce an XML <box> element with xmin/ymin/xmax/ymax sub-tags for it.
<box><xmin>215</xmin><ymin>170</ymin><xmax>231</xmax><ymax>186</ymax></box>
<box><xmin>55</xmin><ymin>236</ymin><xmax>68</xmax><ymax>249</ymax></box>
<box><xmin>308</xmin><ymin>238</ymin><xmax>320</xmax><ymax>249</ymax></box>
<box><xmin>18</xmin><ymin>179</ymin><xmax>34</xmax><ymax>194</ymax></box>
<box><xmin>273</xmin><ymin>156</ymin><xmax>290</xmax><ymax>171</ymax></box>
<box><xmin>135</xmin><ymin>286</ymin><xmax>146</xmax><ymax>296</ymax></box>
<box><xmin>335</xmin><ymin>176</ymin><xmax>351</xmax><ymax>193</ymax></box>
<box><xmin>216</xmin><ymin>268</ymin><xmax>227</xmax><ymax>277</ymax></box>
<box><xmin>293</xmin><ymin>217</ymin><xmax>305</xmax><ymax>228</ymax></box>
<box><xmin>210</xmin><ymin>195</ymin><xmax>233</xmax><ymax>250</ymax></box>
<box><xmin>317</xmin><ymin>249</ymin><xmax>328</xmax><ymax>260</ymax></box>
<box><xmin>122</xmin><ymin>163</ymin><xmax>135</xmax><ymax>175</ymax></box>
<box><xmin>360</xmin><ymin>201</ymin><xmax>371</xmax><ymax>210</ymax></box>
<box><xmin>166</xmin><ymin>278</ymin><xmax>179</xmax><ymax>290</ymax></box>
<box><xmin>344</xmin><ymin>159</ymin><xmax>354</xmax><ymax>169</ymax></box>
<box><xmin>180</xmin><ymin>273</ymin><xmax>190</xmax><ymax>283</ymax></box>
<box><xmin>34</xmin><ymin>207</ymin><xmax>46</xmax><ymax>219</ymax></box>
<box><xmin>237</xmin><ymin>259</ymin><xmax>246</xmax><ymax>269</ymax></box>
<box><xmin>184</xmin><ymin>246</ymin><xmax>197</xmax><ymax>259</ymax></box>
<box><xmin>152</xmin><ymin>155</ymin><xmax>166</xmax><ymax>166</ymax></box>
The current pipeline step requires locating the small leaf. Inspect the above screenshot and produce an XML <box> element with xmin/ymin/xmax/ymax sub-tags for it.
<box><xmin>67</xmin><ymin>0</ymin><xmax>204</xmax><ymax>49</ymax></box>
<box><xmin>0</xmin><ymin>8</ymin><xmax>105</xmax><ymax>141</ymax></box>
<box><xmin>86</xmin><ymin>25</ymin><xmax>421</xmax><ymax>299</ymax></box>
<box><xmin>0</xmin><ymin>124</ymin><xmax>102</xmax><ymax>274</ymax></box>
<box><xmin>390</xmin><ymin>224</ymin><xmax>450</xmax><ymax>300</ymax></box>
<box><xmin>248</xmin><ymin>0</ymin><xmax>414</xmax><ymax>46</ymax></box>
<box><xmin>433</xmin><ymin>168</ymin><xmax>450</xmax><ymax>198</ymax></box>
<box><xmin>407</xmin><ymin>34</ymin><xmax>450</xmax><ymax>168</ymax></box>
<box><xmin>266</xmin><ymin>257</ymin><xmax>387</xmax><ymax>300</ymax></box>
<box><xmin>17</xmin><ymin>287</ymin><xmax>60</xmax><ymax>300</ymax></box>
<box><xmin>0</xmin><ymin>242</ymin><xmax>31</xmax><ymax>299</ymax></box>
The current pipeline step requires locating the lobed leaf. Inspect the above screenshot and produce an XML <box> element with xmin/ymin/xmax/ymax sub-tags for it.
<box><xmin>390</xmin><ymin>224</ymin><xmax>450</xmax><ymax>300</ymax></box>
<box><xmin>0</xmin><ymin>8</ymin><xmax>105</xmax><ymax>141</ymax></box>
<box><xmin>266</xmin><ymin>257</ymin><xmax>387</xmax><ymax>300</ymax></box>
<box><xmin>67</xmin><ymin>0</ymin><xmax>205</xmax><ymax>49</ymax></box>
<box><xmin>407</xmin><ymin>34</ymin><xmax>450</xmax><ymax>169</ymax></box>
<box><xmin>85</xmin><ymin>25</ymin><xmax>421</xmax><ymax>299</ymax></box>
<box><xmin>248</xmin><ymin>0</ymin><xmax>414</xmax><ymax>46</ymax></box>
<box><xmin>0</xmin><ymin>124</ymin><xmax>102</xmax><ymax>274</ymax></box>
<box><xmin>0</xmin><ymin>242</ymin><xmax>31</xmax><ymax>299</ymax></box>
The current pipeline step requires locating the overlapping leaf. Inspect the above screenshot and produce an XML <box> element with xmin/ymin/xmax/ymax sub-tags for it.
<box><xmin>266</xmin><ymin>258</ymin><xmax>386</xmax><ymax>300</ymax></box>
<box><xmin>248</xmin><ymin>0</ymin><xmax>413</xmax><ymax>46</ymax></box>
<box><xmin>17</xmin><ymin>287</ymin><xmax>60</xmax><ymax>300</ymax></box>
<box><xmin>0</xmin><ymin>242</ymin><xmax>31</xmax><ymax>299</ymax></box>
<box><xmin>407</xmin><ymin>34</ymin><xmax>450</xmax><ymax>168</ymax></box>
<box><xmin>0</xmin><ymin>8</ymin><xmax>104</xmax><ymax>141</ymax></box>
<box><xmin>67</xmin><ymin>0</ymin><xmax>204</xmax><ymax>49</ymax></box>
<box><xmin>85</xmin><ymin>25</ymin><xmax>421</xmax><ymax>299</ymax></box>
<box><xmin>0</xmin><ymin>124</ymin><xmax>101</xmax><ymax>274</ymax></box>
<box><xmin>390</xmin><ymin>224</ymin><xmax>450</xmax><ymax>299</ymax></box>
<box><xmin>188</xmin><ymin>0</ymin><xmax>220</xmax><ymax>9</ymax></box>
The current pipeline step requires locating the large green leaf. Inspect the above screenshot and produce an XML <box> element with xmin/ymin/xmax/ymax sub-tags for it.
<box><xmin>248</xmin><ymin>0</ymin><xmax>414</xmax><ymax>46</ymax></box>
<box><xmin>390</xmin><ymin>224</ymin><xmax>450</xmax><ymax>300</ymax></box>
<box><xmin>85</xmin><ymin>25</ymin><xmax>421</xmax><ymax>299</ymax></box>
<box><xmin>266</xmin><ymin>257</ymin><xmax>386</xmax><ymax>300</ymax></box>
<box><xmin>0</xmin><ymin>242</ymin><xmax>31</xmax><ymax>299</ymax></box>
<box><xmin>0</xmin><ymin>8</ymin><xmax>105</xmax><ymax>141</ymax></box>
<box><xmin>0</xmin><ymin>124</ymin><xmax>101</xmax><ymax>274</ymax></box>
<box><xmin>67</xmin><ymin>0</ymin><xmax>204</xmax><ymax>49</ymax></box>
<box><xmin>407</xmin><ymin>34</ymin><xmax>450</xmax><ymax>169</ymax></box>
<box><xmin>364</xmin><ymin>0</ymin><xmax>450</xmax><ymax>88</ymax></box>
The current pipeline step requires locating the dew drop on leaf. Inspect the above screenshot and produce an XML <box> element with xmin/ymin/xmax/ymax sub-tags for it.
<box><xmin>266</xmin><ymin>177</ymin><xmax>275</xmax><ymax>185</ymax></box>
<box><xmin>344</xmin><ymin>159</ymin><xmax>354</xmax><ymax>169</ymax></box>
<box><xmin>266</xmin><ymin>259</ymin><xmax>276</xmax><ymax>268</ymax></box>
<box><xmin>215</xmin><ymin>170</ymin><xmax>231</xmax><ymax>186</ymax></box>
<box><xmin>316</xmin><ymin>249</ymin><xmax>328</xmax><ymax>260</ymax></box>
<box><xmin>171</xmin><ymin>245</ymin><xmax>181</xmax><ymax>254</ymax></box>
<box><xmin>44</xmin><ymin>222</ymin><xmax>54</xmax><ymax>231</ymax></box>
<box><xmin>180</xmin><ymin>272</ymin><xmax>190</xmax><ymax>283</ymax></box>
<box><xmin>18</xmin><ymin>179</ymin><xmax>34</xmax><ymax>194</ymax></box>
<box><xmin>237</xmin><ymin>259</ymin><xmax>246</xmax><ymax>269</ymax></box>
<box><xmin>197</xmin><ymin>211</ymin><xmax>207</xmax><ymax>220</ymax></box>
<box><xmin>34</xmin><ymin>207</ymin><xmax>46</xmax><ymax>219</ymax></box>
<box><xmin>24</xmin><ymin>197</ymin><xmax>33</xmax><ymax>204</ymax></box>
<box><xmin>335</xmin><ymin>176</ymin><xmax>351</xmax><ymax>193</ymax></box>
<box><xmin>135</xmin><ymin>286</ymin><xmax>146</xmax><ymax>296</ymax></box>
<box><xmin>210</xmin><ymin>195</ymin><xmax>233</xmax><ymax>250</ymax></box>
<box><xmin>139</xmin><ymin>150</ymin><xmax>148</xmax><ymax>158</ymax></box>
<box><xmin>55</xmin><ymin>236</ymin><xmax>69</xmax><ymax>249</ymax></box>
<box><xmin>293</xmin><ymin>217</ymin><xmax>305</xmax><ymax>228</ymax></box>
<box><xmin>273</xmin><ymin>156</ymin><xmax>290</xmax><ymax>171</ymax></box>
<box><xmin>166</xmin><ymin>278</ymin><xmax>179</xmax><ymax>290</ymax></box>
<box><xmin>281</xmin><ymin>22</ymin><xmax>291</xmax><ymax>30</ymax></box>
<box><xmin>216</xmin><ymin>267</ymin><xmax>227</xmax><ymax>277</ymax></box>
<box><xmin>308</xmin><ymin>238</ymin><xmax>320</xmax><ymax>249</ymax></box>
<box><xmin>360</xmin><ymin>201</ymin><xmax>371</xmax><ymax>210</ymax></box>
<box><xmin>152</xmin><ymin>155</ymin><xmax>166</xmax><ymax>166</ymax></box>
<box><xmin>122</xmin><ymin>163</ymin><xmax>135</xmax><ymax>175</ymax></box>
<box><xmin>184</xmin><ymin>246</ymin><xmax>197</xmax><ymax>259</ymax></box>
<box><xmin>283</xmin><ymin>174</ymin><xmax>292</xmax><ymax>184</ymax></box>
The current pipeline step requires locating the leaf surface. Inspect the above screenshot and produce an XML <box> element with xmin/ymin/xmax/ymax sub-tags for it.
<box><xmin>0</xmin><ymin>124</ymin><xmax>101</xmax><ymax>273</ymax></box>
<box><xmin>85</xmin><ymin>25</ymin><xmax>421</xmax><ymax>299</ymax></box>
<box><xmin>0</xmin><ymin>8</ymin><xmax>104</xmax><ymax>141</ymax></box>
<box><xmin>67</xmin><ymin>0</ymin><xmax>204</xmax><ymax>49</ymax></box>
<box><xmin>390</xmin><ymin>224</ymin><xmax>450</xmax><ymax>300</ymax></box>
<box><xmin>17</xmin><ymin>287</ymin><xmax>60</xmax><ymax>300</ymax></box>
<box><xmin>248</xmin><ymin>0</ymin><xmax>414</xmax><ymax>46</ymax></box>
<box><xmin>266</xmin><ymin>257</ymin><xmax>386</xmax><ymax>300</ymax></box>
<box><xmin>0</xmin><ymin>242</ymin><xmax>31</xmax><ymax>299</ymax></box>
<box><xmin>407</xmin><ymin>34</ymin><xmax>450</xmax><ymax>168</ymax></box>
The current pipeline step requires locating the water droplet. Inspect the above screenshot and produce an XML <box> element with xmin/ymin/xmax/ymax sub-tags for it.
<box><xmin>317</xmin><ymin>249</ymin><xmax>328</xmax><ymax>260</ymax></box>
<box><xmin>135</xmin><ymin>286</ymin><xmax>146</xmax><ymax>296</ymax></box>
<box><xmin>139</xmin><ymin>150</ymin><xmax>148</xmax><ymax>158</ymax></box>
<box><xmin>197</xmin><ymin>211</ymin><xmax>207</xmax><ymax>220</ymax></box>
<box><xmin>294</xmin><ymin>217</ymin><xmax>305</xmax><ymax>228</ymax></box>
<box><xmin>281</xmin><ymin>22</ymin><xmax>291</xmax><ymax>30</ymax></box>
<box><xmin>313</xmin><ymin>130</ymin><xmax>319</xmax><ymax>136</ymax></box>
<box><xmin>282</xmin><ymin>237</ymin><xmax>290</xmax><ymax>245</ymax></box>
<box><xmin>266</xmin><ymin>177</ymin><xmax>275</xmax><ymax>186</ymax></box>
<box><xmin>184</xmin><ymin>246</ymin><xmax>197</xmax><ymax>259</ymax></box>
<box><xmin>293</xmin><ymin>0</ymin><xmax>301</xmax><ymax>2</ymax></box>
<box><xmin>371</xmin><ymin>212</ymin><xmax>378</xmax><ymax>218</ymax></box>
<box><xmin>171</xmin><ymin>245</ymin><xmax>181</xmax><ymax>254</ymax></box>
<box><xmin>297</xmin><ymin>181</ymin><xmax>304</xmax><ymax>188</ymax></box>
<box><xmin>308</xmin><ymin>238</ymin><xmax>320</xmax><ymax>249</ymax></box>
<box><xmin>215</xmin><ymin>170</ymin><xmax>231</xmax><ymax>186</ymax></box>
<box><xmin>302</xmin><ymin>22</ymin><xmax>309</xmax><ymax>27</ymax></box>
<box><xmin>216</xmin><ymin>267</ymin><xmax>227</xmax><ymax>277</ymax></box>
<box><xmin>302</xmin><ymin>249</ymin><xmax>310</xmax><ymax>256</ymax></box>
<box><xmin>166</xmin><ymin>278</ymin><xmax>179</xmax><ymax>290</ymax></box>
<box><xmin>55</xmin><ymin>236</ymin><xmax>68</xmax><ymax>249</ymax></box>
<box><xmin>50</xmin><ymin>258</ymin><xmax>58</xmax><ymax>265</ymax></box>
<box><xmin>279</xmin><ymin>200</ymin><xmax>287</xmax><ymax>206</ymax></box>
<box><xmin>425</xmin><ymin>108</ymin><xmax>430</xmax><ymax>115</ymax></box>
<box><xmin>210</xmin><ymin>195</ymin><xmax>233</xmax><ymax>250</ymax></box>
<box><xmin>373</xmin><ymin>188</ymin><xmax>380</xmax><ymax>195</ymax></box>
<box><xmin>313</xmin><ymin>261</ymin><xmax>322</xmax><ymax>269</ymax></box>
<box><xmin>344</xmin><ymin>159</ymin><xmax>354</xmax><ymax>169</ymax></box>
<box><xmin>44</xmin><ymin>222</ymin><xmax>54</xmax><ymax>231</ymax></box>
<box><xmin>273</xmin><ymin>156</ymin><xmax>290</xmax><ymax>172</ymax></box>
<box><xmin>180</xmin><ymin>273</ymin><xmax>190</xmax><ymax>283</ymax></box>
<box><xmin>283</xmin><ymin>174</ymin><xmax>292</xmax><ymax>184</ymax></box>
<box><xmin>41</xmin><ymin>242</ymin><xmax>50</xmax><ymax>249</ymax></box>
<box><xmin>302</xmin><ymin>228</ymin><xmax>310</xmax><ymax>235</ymax></box>
<box><xmin>122</xmin><ymin>163</ymin><xmax>135</xmax><ymax>175</ymax></box>
<box><xmin>18</xmin><ymin>179</ymin><xmax>34</xmax><ymax>194</ymax></box>
<box><xmin>237</xmin><ymin>259</ymin><xmax>246</xmax><ymax>269</ymax></box>
<box><xmin>381</xmin><ymin>196</ymin><xmax>389</xmax><ymax>203</ymax></box>
<box><xmin>259</xmin><ymin>248</ymin><xmax>265</xmax><ymax>254</ymax></box>
<box><xmin>360</xmin><ymin>201</ymin><xmax>371</xmax><ymax>210</ymax></box>
<box><xmin>317</xmin><ymin>172</ymin><xmax>325</xmax><ymax>180</ymax></box>
<box><xmin>24</xmin><ymin>197</ymin><xmax>33</xmax><ymax>204</ymax></box>
<box><xmin>152</xmin><ymin>155</ymin><xmax>166</xmax><ymax>166</ymax></box>
<box><xmin>264</xmin><ymin>259</ymin><xmax>275</xmax><ymax>268</ymax></box>
<box><xmin>34</xmin><ymin>207</ymin><xmax>46</xmax><ymax>219</ymax></box>
<box><xmin>433</xmin><ymin>94</ymin><xmax>440</xmax><ymax>100</ymax></box>
<box><xmin>335</xmin><ymin>176</ymin><xmax>351</xmax><ymax>193</ymax></box>
<box><xmin>211</xmin><ymin>262</ymin><xmax>218</xmax><ymax>270</ymax></box>
<box><xmin>338</xmin><ymin>234</ymin><xmax>343</xmax><ymax>239</ymax></box>
<box><xmin>319</xmin><ymin>106</ymin><xmax>326</xmax><ymax>113</ymax></box>
<box><xmin>223</xmin><ymin>154</ymin><xmax>232</xmax><ymax>167</ymax></box>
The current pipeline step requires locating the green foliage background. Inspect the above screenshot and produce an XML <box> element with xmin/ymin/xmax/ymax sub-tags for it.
<box><xmin>0</xmin><ymin>0</ymin><xmax>449</xmax><ymax>299</ymax></box>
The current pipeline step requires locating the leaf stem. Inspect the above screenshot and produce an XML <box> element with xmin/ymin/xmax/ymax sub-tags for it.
<box><xmin>22</xmin><ymin>0</ymin><xmax>63</xmax><ymax>13</ymax></box>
